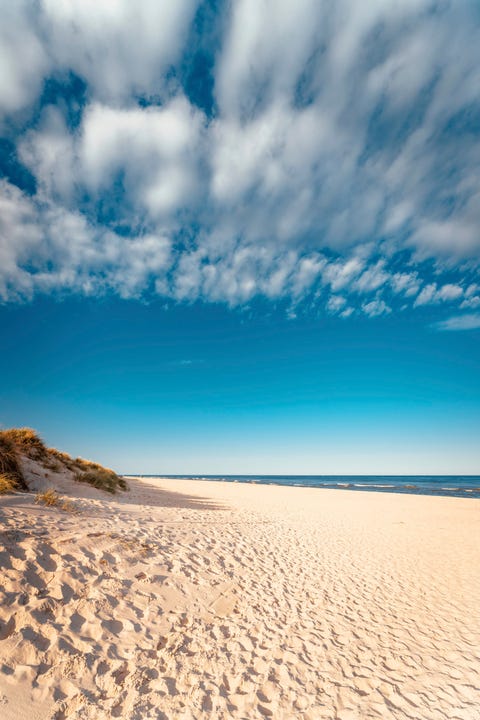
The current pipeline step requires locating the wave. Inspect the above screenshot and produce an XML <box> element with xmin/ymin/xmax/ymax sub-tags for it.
<box><xmin>353</xmin><ymin>483</ymin><xmax>394</xmax><ymax>488</ymax></box>
<box><xmin>136</xmin><ymin>474</ymin><xmax>480</xmax><ymax>498</ymax></box>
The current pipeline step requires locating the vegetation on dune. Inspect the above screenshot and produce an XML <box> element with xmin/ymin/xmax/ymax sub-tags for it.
<box><xmin>1</xmin><ymin>427</ymin><xmax>48</xmax><ymax>460</ymax></box>
<box><xmin>0</xmin><ymin>472</ymin><xmax>20</xmax><ymax>494</ymax></box>
<box><xmin>0</xmin><ymin>427</ymin><xmax>127</xmax><ymax>495</ymax></box>
<box><xmin>0</xmin><ymin>432</ymin><xmax>28</xmax><ymax>493</ymax></box>
<box><xmin>46</xmin><ymin>448</ymin><xmax>127</xmax><ymax>492</ymax></box>
<box><xmin>47</xmin><ymin>448</ymin><xmax>81</xmax><ymax>472</ymax></box>
<box><xmin>76</xmin><ymin>467</ymin><xmax>128</xmax><ymax>494</ymax></box>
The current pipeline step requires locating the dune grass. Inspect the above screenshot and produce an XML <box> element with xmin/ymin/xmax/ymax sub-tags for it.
<box><xmin>35</xmin><ymin>488</ymin><xmax>61</xmax><ymax>507</ymax></box>
<box><xmin>0</xmin><ymin>472</ymin><xmax>19</xmax><ymax>494</ymax></box>
<box><xmin>76</xmin><ymin>467</ymin><xmax>128</xmax><ymax>494</ymax></box>
<box><xmin>35</xmin><ymin>488</ymin><xmax>77</xmax><ymax>512</ymax></box>
<box><xmin>0</xmin><ymin>427</ymin><xmax>127</xmax><ymax>495</ymax></box>
<box><xmin>46</xmin><ymin>448</ymin><xmax>127</xmax><ymax>492</ymax></box>
<box><xmin>1</xmin><ymin>427</ymin><xmax>48</xmax><ymax>461</ymax></box>
<box><xmin>0</xmin><ymin>432</ymin><xmax>28</xmax><ymax>493</ymax></box>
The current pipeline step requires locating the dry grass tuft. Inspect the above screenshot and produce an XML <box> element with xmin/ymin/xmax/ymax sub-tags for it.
<box><xmin>60</xmin><ymin>498</ymin><xmax>77</xmax><ymax>513</ymax></box>
<box><xmin>35</xmin><ymin>488</ymin><xmax>78</xmax><ymax>512</ymax></box>
<box><xmin>35</xmin><ymin>488</ymin><xmax>61</xmax><ymax>506</ymax></box>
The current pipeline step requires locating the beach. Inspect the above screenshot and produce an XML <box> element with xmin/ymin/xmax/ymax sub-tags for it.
<box><xmin>1</xmin><ymin>476</ymin><xmax>479</xmax><ymax>719</ymax></box>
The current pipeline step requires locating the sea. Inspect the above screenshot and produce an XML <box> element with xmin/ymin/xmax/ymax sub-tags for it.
<box><xmin>138</xmin><ymin>475</ymin><xmax>480</xmax><ymax>499</ymax></box>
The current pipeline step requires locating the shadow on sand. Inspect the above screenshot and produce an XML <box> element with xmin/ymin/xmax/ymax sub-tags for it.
<box><xmin>116</xmin><ymin>477</ymin><xmax>226</xmax><ymax>511</ymax></box>
<box><xmin>0</xmin><ymin>478</ymin><xmax>226</xmax><ymax>513</ymax></box>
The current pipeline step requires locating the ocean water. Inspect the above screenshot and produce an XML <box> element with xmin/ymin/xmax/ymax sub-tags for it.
<box><xmin>139</xmin><ymin>475</ymin><xmax>480</xmax><ymax>499</ymax></box>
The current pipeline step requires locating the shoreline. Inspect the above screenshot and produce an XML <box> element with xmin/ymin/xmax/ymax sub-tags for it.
<box><xmin>1</xmin><ymin>476</ymin><xmax>479</xmax><ymax>718</ymax></box>
<box><xmin>126</xmin><ymin>474</ymin><xmax>480</xmax><ymax>500</ymax></box>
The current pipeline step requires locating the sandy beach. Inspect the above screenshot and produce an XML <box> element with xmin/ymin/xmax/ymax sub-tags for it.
<box><xmin>1</xmin><ymin>475</ymin><xmax>479</xmax><ymax>719</ymax></box>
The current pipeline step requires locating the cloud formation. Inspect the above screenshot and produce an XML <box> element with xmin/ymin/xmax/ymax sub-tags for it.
<box><xmin>0</xmin><ymin>0</ymin><xmax>479</xmax><ymax>323</ymax></box>
<box><xmin>433</xmin><ymin>314</ymin><xmax>480</xmax><ymax>332</ymax></box>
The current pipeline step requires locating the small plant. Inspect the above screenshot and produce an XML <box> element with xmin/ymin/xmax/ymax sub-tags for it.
<box><xmin>60</xmin><ymin>498</ymin><xmax>77</xmax><ymax>513</ymax></box>
<box><xmin>35</xmin><ymin>488</ymin><xmax>61</xmax><ymax>506</ymax></box>
<box><xmin>35</xmin><ymin>489</ymin><xmax>78</xmax><ymax>512</ymax></box>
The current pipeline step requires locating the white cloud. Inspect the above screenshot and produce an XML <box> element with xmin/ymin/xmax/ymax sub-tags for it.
<box><xmin>216</xmin><ymin>0</ymin><xmax>321</xmax><ymax>119</ymax></box>
<box><xmin>19</xmin><ymin>107</ymin><xmax>77</xmax><ymax>201</ymax></box>
<box><xmin>410</xmin><ymin>216</ymin><xmax>480</xmax><ymax>260</ymax></box>
<box><xmin>0</xmin><ymin>0</ymin><xmax>200</xmax><ymax>121</ymax></box>
<box><xmin>434</xmin><ymin>314</ymin><xmax>480</xmax><ymax>332</ymax></box>
<box><xmin>0</xmin><ymin>2</ymin><xmax>49</xmax><ymax>119</ymax></box>
<box><xmin>362</xmin><ymin>299</ymin><xmax>392</xmax><ymax>317</ymax></box>
<box><xmin>460</xmin><ymin>295</ymin><xmax>480</xmax><ymax>310</ymax></box>
<box><xmin>436</xmin><ymin>284</ymin><xmax>465</xmax><ymax>302</ymax></box>
<box><xmin>414</xmin><ymin>283</ymin><xmax>464</xmax><ymax>307</ymax></box>
<box><xmin>0</xmin><ymin>0</ymin><xmax>479</xmax><ymax>318</ymax></box>
<box><xmin>40</xmin><ymin>0</ymin><xmax>199</xmax><ymax>103</ymax></box>
<box><xmin>80</xmin><ymin>99</ymin><xmax>205</xmax><ymax>217</ymax></box>
<box><xmin>414</xmin><ymin>283</ymin><xmax>436</xmax><ymax>306</ymax></box>
<box><xmin>322</xmin><ymin>258</ymin><xmax>365</xmax><ymax>292</ymax></box>
<box><xmin>0</xmin><ymin>180</ymin><xmax>44</xmax><ymax>299</ymax></box>
<box><xmin>172</xmin><ymin>245</ymin><xmax>302</xmax><ymax>306</ymax></box>
<box><xmin>326</xmin><ymin>295</ymin><xmax>347</xmax><ymax>314</ymax></box>
<box><xmin>353</xmin><ymin>260</ymin><xmax>389</xmax><ymax>294</ymax></box>
<box><xmin>290</xmin><ymin>255</ymin><xmax>326</xmax><ymax>298</ymax></box>
<box><xmin>390</xmin><ymin>272</ymin><xmax>421</xmax><ymax>297</ymax></box>
<box><xmin>19</xmin><ymin>96</ymin><xmax>206</xmax><ymax>224</ymax></box>
<box><xmin>0</xmin><ymin>180</ymin><xmax>171</xmax><ymax>300</ymax></box>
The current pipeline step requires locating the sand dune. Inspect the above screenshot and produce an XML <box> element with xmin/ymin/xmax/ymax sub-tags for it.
<box><xmin>1</xmin><ymin>475</ymin><xmax>479</xmax><ymax>719</ymax></box>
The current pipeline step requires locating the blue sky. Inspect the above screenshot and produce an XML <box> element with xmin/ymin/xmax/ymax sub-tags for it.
<box><xmin>1</xmin><ymin>0</ymin><xmax>479</xmax><ymax>473</ymax></box>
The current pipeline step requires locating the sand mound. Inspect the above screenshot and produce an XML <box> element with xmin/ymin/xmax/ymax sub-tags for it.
<box><xmin>0</xmin><ymin>428</ymin><xmax>127</xmax><ymax>497</ymax></box>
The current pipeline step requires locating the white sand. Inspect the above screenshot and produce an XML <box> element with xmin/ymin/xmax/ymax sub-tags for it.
<box><xmin>1</xmin><ymin>472</ymin><xmax>479</xmax><ymax>719</ymax></box>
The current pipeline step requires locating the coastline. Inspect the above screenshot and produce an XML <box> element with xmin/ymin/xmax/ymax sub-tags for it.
<box><xmin>1</xmin><ymin>476</ymin><xmax>479</xmax><ymax>719</ymax></box>
<box><xmin>127</xmin><ymin>474</ymin><xmax>480</xmax><ymax>499</ymax></box>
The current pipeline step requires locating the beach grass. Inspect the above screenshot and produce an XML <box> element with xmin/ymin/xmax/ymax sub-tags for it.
<box><xmin>0</xmin><ymin>472</ymin><xmax>20</xmax><ymax>494</ymax></box>
<box><xmin>75</xmin><ymin>466</ymin><xmax>128</xmax><ymax>494</ymax></box>
<box><xmin>35</xmin><ymin>488</ymin><xmax>77</xmax><ymax>512</ymax></box>
<box><xmin>35</xmin><ymin>488</ymin><xmax>62</xmax><ymax>507</ymax></box>
<box><xmin>0</xmin><ymin>431</ymin><xmax>28</xmax><ymax>492</ymax></box>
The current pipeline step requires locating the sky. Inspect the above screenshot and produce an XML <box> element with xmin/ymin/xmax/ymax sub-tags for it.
<box><xmin>1</xmin><ymin>0</ymin><xmax>479</xmax><ymax>474</ymax></box>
